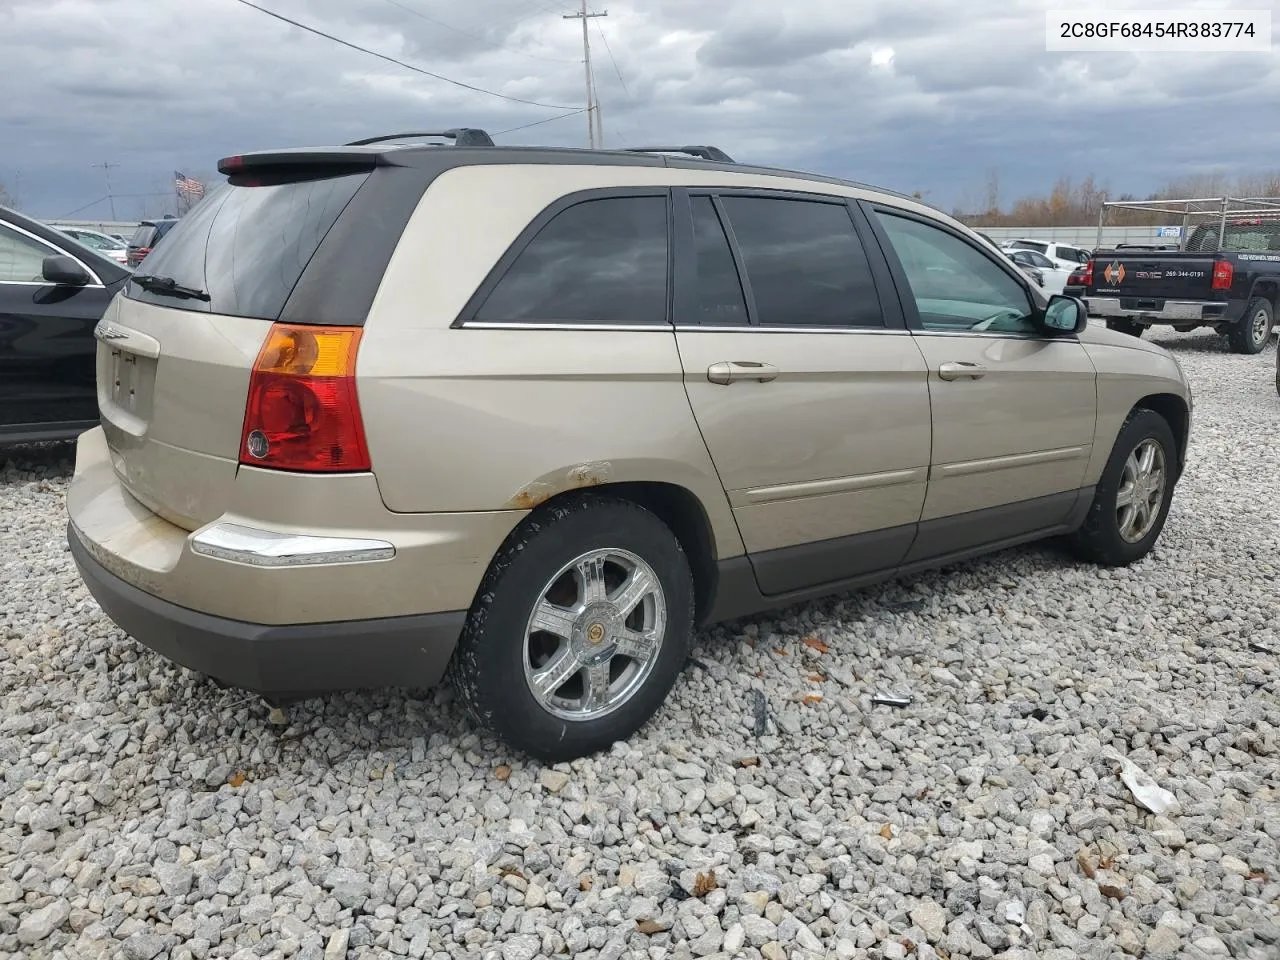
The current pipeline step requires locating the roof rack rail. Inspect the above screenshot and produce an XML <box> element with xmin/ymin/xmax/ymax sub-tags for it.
<box><xmin>625</xmin><ymin>145</ymin><xmax>735</xmax><ymax>163</ymax></box>
<box><xmin>345</xmin><ymin>128</ymin><xmax>495</xmax><ymax>147</ymax></box>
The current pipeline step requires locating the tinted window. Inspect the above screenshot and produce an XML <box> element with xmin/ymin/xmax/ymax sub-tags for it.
<box><xmin>876</xmin><ymin>212</ymin><xmax>1034</xmax><ymax>334</ymax></box>
<box><xmin>477</xmin><ymin>196</ymin><xmax>668</xmax><ymax>325</ymax></box>
<box><xmin>126</xmin><ymin>172</ymin><xmax>370</xmax><ymax>319</ymax></box>
<box><xmin>0</xmin><ymin>224</ymin><xmax>52</xmax><ymax>283</ymax></box>
<box><xmin>718</xmin><ymin>196</ymin><xmax>882</xmax><ymax>327</ymax></box>
<box><xmin>1026</xmin><ymin>251</ymin><xmax>1055</xmax><ymax>268</ymax></box>
<box><xmin>129</xmin><ymin>224</ymin><xmax>157</xmax><ymax>247</ymax></box>
<box><xmin>689</xmin><ymin>197</ymin><xmax>748</xmax><ymax>325</ymax></box>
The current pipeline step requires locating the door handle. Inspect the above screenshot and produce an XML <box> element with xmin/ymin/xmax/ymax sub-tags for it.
<box><xmin>937</xmin><ymin>361</ymin><xmax>987</xmax><ymax>381</ymax></box>
<box><xmin>707</xmin><ymin>361</ymin><xmax>779</xmax><ymax>385</ymax></box>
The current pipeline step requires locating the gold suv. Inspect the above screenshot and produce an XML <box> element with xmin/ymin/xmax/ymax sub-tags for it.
<box><xmin>66</xmin><ymin>132</ymin><xmax>1192</xmax><ymax>761</ymax></box>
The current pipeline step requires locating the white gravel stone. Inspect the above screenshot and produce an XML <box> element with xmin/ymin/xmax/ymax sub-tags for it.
<box><xmin>1</xmin><ymin>337</ymin><xmax>1278</xmax><ymax>959</ymax></box>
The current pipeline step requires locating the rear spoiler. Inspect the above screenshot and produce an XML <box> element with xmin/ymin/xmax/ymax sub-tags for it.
<box><xmin>217</xmin><ymin>149</ymin><xmax>383</xmax><ymax>177</ymax></box>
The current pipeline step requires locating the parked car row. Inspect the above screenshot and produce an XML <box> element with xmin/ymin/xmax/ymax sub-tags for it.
<box><xmin>57</xmin><ymin>131</ymin><xmax>1193</xmax><ymax>761</ymax></box>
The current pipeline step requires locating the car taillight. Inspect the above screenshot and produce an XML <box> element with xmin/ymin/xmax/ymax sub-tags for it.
<box><xmin>239</xmin><ymin>324</ymin><xmax>370</xmax><ymax>473</ymax></box>
<box><xmin>1211</xmin><ymin>260</ymin><xmax>1233</xmax><ymax>290</ymax></box>
<box><xmin>1082</xmin><ymin>259</ymin><xmax>1094</xmax><ymax>285</ymax></box>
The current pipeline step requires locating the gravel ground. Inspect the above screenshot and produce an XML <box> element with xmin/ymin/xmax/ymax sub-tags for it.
<box><xmin>1</xmin><ymin>329</ymin><xmax>1278</xmax><ymax>960</ymax></box>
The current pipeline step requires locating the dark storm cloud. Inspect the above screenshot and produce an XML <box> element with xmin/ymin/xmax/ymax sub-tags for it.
<box><xmin>0</xmin><ymin>0</ymin><xmax>1276</xmax><ymax>219</ymax></box>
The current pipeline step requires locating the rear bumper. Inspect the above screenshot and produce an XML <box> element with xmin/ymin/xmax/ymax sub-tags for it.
<box><xmin>1087</xmin><ymin>297</ymin><xmax>1231</xmax><ymax>324</ymax></box>
<box><xmin>69</xmin><ymin>522</ymin><xmax>466</xmax><ymax>696</ymax></box>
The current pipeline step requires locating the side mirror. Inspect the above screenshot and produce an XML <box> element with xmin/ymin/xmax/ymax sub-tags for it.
<box><xmin>42</xmin><ymin>255</ymin><xmax>91</xmax><ymax>286</ymax></box>
<box><xmin>1038</xmin><ymin>294</ymin><xmax>1088</xmax><ymax>335</ymax></box>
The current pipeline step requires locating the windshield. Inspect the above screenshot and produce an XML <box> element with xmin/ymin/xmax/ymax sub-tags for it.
<box><xmin>124</xmin><ymin>171</ymin><xmax>370</xmax><ymax>319</ymax></box>
<box><xmin>129</xmin><ymin>224</ymin><xmax>157</xmax><ymax>247</ymax></box>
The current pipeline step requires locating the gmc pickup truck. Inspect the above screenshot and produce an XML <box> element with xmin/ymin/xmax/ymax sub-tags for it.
<box><xmin>1084</xmin><ymin>218</ymin><xmax>1280</xmax><ymax>354</ymax></box>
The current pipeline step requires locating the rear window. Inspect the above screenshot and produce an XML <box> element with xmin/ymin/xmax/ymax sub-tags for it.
<box><xmin>129</xmin><ymin>224</ymin><xmax>157</xmax><ymax>247</ymax></box>
<box><xmin>124</xmin><ymin>171</ymin><xmax>370</xmax><ymax>319</ymax></box>
<box><xmin>1009</xmin><ymin>240</ymin><xmax>1047</xmax><ymax>254</ymax></box>
<box><xmin>1187</xmin><ymin>221</ymin><xmax>1280</xmax><ymax>253</ymax></box>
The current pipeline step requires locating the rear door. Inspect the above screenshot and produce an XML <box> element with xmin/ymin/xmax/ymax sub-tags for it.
<box><xmin>673</xmin><ymin>190</ymin><xmax>932</xmax><ymax>596</ymax></box>
<box><xmin>0</xmin><ymin>219</ymin><xmax>111</xmax><ymax>434</ymax></box>
<box><xmin>864</xmin><ymin>205</ymin><xmax>1098</xmax><ymax>558</ymax></box>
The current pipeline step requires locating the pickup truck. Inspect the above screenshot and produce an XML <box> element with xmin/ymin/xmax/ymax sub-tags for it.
<box><xmin>1084</xmin><ymin>218</ymin><xmax>1280</xmax><ymax>354</ymax></box>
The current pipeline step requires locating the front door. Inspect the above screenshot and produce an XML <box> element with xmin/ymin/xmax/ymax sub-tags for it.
<box><xmin>864</xmin><ymin>205</ymin><xmax>1098</xmax><ymax>561</ymax></box>
<box><xmin>673</xmin><ymin>190</ymin><xmax>933</xmax><ymax>596</ymax></box>
<box><xmin>0</xmin><ymin>221</ymin><xmax>106</xmax><ymax>435</ymax></box>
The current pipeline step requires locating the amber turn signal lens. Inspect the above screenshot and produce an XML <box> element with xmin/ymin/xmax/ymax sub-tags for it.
<box><xmin>256</xmin><ymin>325</ymin><xmax>361</xmax><ymax>377</ymax></box>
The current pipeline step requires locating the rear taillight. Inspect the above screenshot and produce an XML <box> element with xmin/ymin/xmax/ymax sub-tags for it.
<box><xmin>1082</xmin><ymin>259</ymin><xmax>1094</xmax><ymax>285</ymax></box>
<box><xmin>1211</xmin><ymin>260</ymin><xmax>1234</xmax><ymax>290</ymax></box>
<box><xmin>239</xmin><ymin>324</ymin><xmax>370</xmax><ymax>473</ymax></box>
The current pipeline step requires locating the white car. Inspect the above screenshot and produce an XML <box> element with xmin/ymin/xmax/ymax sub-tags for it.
<box><xmin>1006</xmin><ymin>249</ymin><xmax>1072</xmax><ymax>295</ymax></box>
<box><xmin>58</xmin><ymin>227</ymin><xmax>130</xmax><ymax>266</ymax></box>
<box><xmin>1001</xmin><ymin>239</ymin><xmax>1092</xmax><ymax>272</ymax></box>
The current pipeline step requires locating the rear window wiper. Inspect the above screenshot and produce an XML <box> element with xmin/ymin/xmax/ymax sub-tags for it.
<box><xmin>131</xmin><ymin>274</ymin><xmax>211</xmax><ymax>301</ymax></box>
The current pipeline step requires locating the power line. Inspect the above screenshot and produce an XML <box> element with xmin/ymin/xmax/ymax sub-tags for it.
<box><xmin>376</xmin><ymin>0</ymin><xmax>576</xmax><ymax>64</ymax></box>
<box><xmin>493</xmin><ymin>107</ymin><xmax>588</xmax><ymax>136</ymax></box>
<box><xmin>59</xmin><ymin>197</ymin><xmax>110</xmax><ymax>218</ymax></box>
<box><xmin>230</xmin><ymin>0</ymin><xmax>579</xmax><ymax>110</ymax></box>
<box><xmin>594</xmin><ymin>21</ymin><xmax>629</xmax><ymax>99</ymax></box>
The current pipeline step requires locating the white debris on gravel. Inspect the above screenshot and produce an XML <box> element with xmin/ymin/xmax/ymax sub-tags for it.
<box><xmin>1</xmin><ymin>332</ymin><xmax>1279</xmax><ymax>960</ymax></box>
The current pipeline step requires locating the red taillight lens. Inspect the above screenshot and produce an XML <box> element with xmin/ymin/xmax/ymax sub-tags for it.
<box><xmin>239</xmin><ymin>324</ymin><xmax>370</xmax><ymax>472</ymax></box>
<box><xmin>1082</xmin><ymin>259</ymin><xmax>1094</xmax><ymax>285</ymax></box>
<box><xmin>1211</xmin><ymin>260</ymin><xmax>1233</xmax><ymax>290</ymax></box>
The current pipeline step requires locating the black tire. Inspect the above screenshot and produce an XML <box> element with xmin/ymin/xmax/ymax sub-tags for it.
<box><xmin>1226</xmin><ymin>296</ymin><xmax>1274</xmax><ymax>355</ymax></box>
<box><xmin>1069</xmin><ymin>408</ymin><xmax>1177</xmax><ymax>567</ymax></box>
<box><xmin>1106</xmin><ymin>319</ymin><xmax>1145</xmax><ymax>338</ymax></box>
<box><xmin>448</xmin><ymin>496</ymin><xmax>695</xmax><ymax>763</ymax></box>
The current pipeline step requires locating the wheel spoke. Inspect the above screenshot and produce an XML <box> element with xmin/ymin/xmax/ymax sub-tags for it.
<box><xmin>1115</xmin><ymin>483</ymin><xmax>1135</xmax><ymax>508</ymax></box>
<box><xmin>1118</xmin><ymin>506</ymin><xmax>1138</xmax><ymax>539</ymax></box>
<box><xmin>530</xmin><ymin>647</ymin><xmax>581</xmax><ymax>700</ymax></box>
<box><xmin>611</xmin><ymin>566</ymin><xmax>656</xmax><ymax>618</ymax></box>
<box><xmin>530</xmin><ymin>600</ymin><xmax>577</xmax><ymax>639</ymax></box>
<box><xmin>612</xmin><ymin>627</ymin><xmax>659</xmax><ymax>661</ymax></box>
<box><xmin>1137</xmin><ymin>443</ymin><xmax>1157</xmax><ymax>476</ymax></box>
<box><xmin>576</xmin><ymin>556</ymin><xmax>609</xmax><ymax>604</ymax></box>
<box><xmin>582</xmin><ymin>661</ymin><xmax>612</xmax><ymax>711</ymax></box>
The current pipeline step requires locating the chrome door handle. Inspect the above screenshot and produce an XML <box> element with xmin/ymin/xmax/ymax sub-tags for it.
<box><xmin>707</xmin><ymin>361</ymin><xmax>779</xmax><ymax>385</ymax></box>
<box><xmin>937</xmin><ymin>361</ymin><xmax>988</xmax><ymax>381</ymax></box>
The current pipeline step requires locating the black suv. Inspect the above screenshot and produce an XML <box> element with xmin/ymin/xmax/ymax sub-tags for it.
<box><xmin>0</xmin><ymin>204</ymin><xmax>130</xmax><ymax>443</ymax></box>
<box><xmin>126</xmin><ymin>215</ymin><xmax>180</xmax><ymax>268</ymax></box>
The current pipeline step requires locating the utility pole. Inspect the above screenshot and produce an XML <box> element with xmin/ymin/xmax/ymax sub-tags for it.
<box><xmin>563</xmin><ymin>2</ymin><xmax>607</xmax><ymax>148</ymax></box>
<box><xmin>91</xmin><ymin>161</ymin><xmax>119</xmax><ymax>220</ymax></box>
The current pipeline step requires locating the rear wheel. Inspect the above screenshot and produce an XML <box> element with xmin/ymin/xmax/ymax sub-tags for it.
<box><xmin>1106</xmin><ymin>319</ymin><xmax>1145</xmax><ymax>338</ymax></box>
<box><xmin>449</xmin><ymin>497</ymin><xmax>695</xmax><ymax>763</ymax></box>
<box><xmin>1069</xmin><ymin>408</ymin><xmax>1177</xmax><ymax>567</ymax></box>
<box><xmin>1226</xmin><ymin>297</ymin><xmax>1274</xmax><ymax>354</ymax></box>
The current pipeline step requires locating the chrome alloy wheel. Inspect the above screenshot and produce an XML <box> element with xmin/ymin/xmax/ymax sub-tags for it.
<box><xmin>1116</xmin><ymin>438</ymin><xmax>1167</xmax><ymax>543</ymax></box>
<box><xmin>522</xmin><ymin>548</ymin><xmax>667</xmax><ymax>721</ymax></box>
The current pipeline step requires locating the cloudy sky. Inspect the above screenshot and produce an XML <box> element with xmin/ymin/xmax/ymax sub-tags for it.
<box><xmin>1</xmin><ymin>0</ymin><xmax>1277</xmax><ymax>221</ymax></box>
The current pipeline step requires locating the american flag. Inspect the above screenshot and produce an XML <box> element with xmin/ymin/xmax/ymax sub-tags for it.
<box><xmin>174</xmin><ymin>171</ymin><xmax>204</xmax><ymax>198</ymax></box>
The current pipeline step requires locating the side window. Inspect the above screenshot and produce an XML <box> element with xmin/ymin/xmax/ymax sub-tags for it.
<box><xmin>717</xmin><ymin>196</ymin><xmax>883</xmax><ymax>327</ymax></box>
<box><xmin>1029</xmin><ymin>252</ymin><xmax>1056</xmax><ymax>269</ymax></box>
<box><xmin>875</xmin><ymin>212</ymin><xmax>1035</xmax><ymax>334</ymax></box>
<box><xmin>0</xmin><ymin>224</ymin><xmax>52</xmax><ymax>283</ymax></box>
<box><xmin>689</xmin><ymin>197</ymin><xmax>748</xmax><ymax>325</ymax></box>
<box><xmin>475</xmin><ymin>196</ymin><xmax>669</xmax><ymax>325</ymax></box>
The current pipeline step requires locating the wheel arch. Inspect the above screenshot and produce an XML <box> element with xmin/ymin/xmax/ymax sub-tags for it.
<box><xmin>1248</xmin><ymin>279</ymin><xmax>1279</xmax><ymax>308</ymax></box>
<box><xmin>1133</xmin><ymin>393</ymin><xmax>1190</xmax><ymax>478</ymax></box>
<box><xmin>498</xmin><ymin>481</ymin><xmax>725</xmax><ymax>627</ymax></box>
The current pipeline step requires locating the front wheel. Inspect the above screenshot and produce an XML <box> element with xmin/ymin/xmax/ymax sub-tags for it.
<box><xmin>449</xmin><ymin>497</ymin><xmax>695</xmax><ymax>763</ymax></box>
<box><xmin>1106</xmin><ymin>319</ymin><xmax>1145</xmax><ymax>338</ymax></box>
<box><xmin>1069</xmin><ymin>408</ymin><xmax>1177</xmax><ymax>567</ymax></box>
<box><xmin>1226</xmin><ymin>297</ymin><xmax>1274</xmax><ymax>355</ymax></box>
